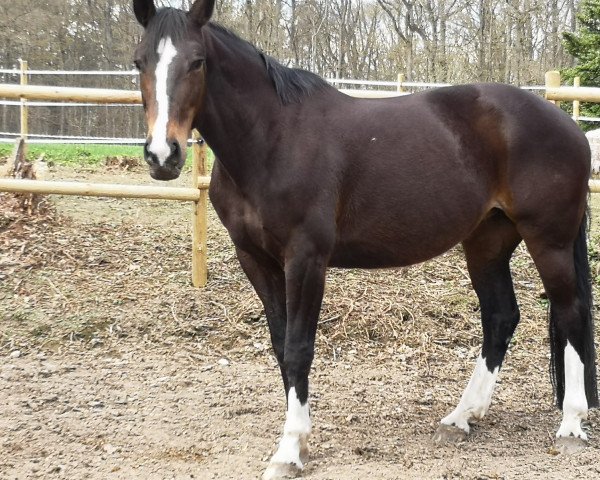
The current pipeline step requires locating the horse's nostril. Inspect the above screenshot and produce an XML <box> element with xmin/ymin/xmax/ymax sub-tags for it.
<box><xmin>143</xmin><ymin>142</ymin><xmax>159</xmax><ymax>165</ymax></box>
<box><xmin>170</xmin><ymin>140</ymin><xmax>180</xmax><ymax>156</ymax></box>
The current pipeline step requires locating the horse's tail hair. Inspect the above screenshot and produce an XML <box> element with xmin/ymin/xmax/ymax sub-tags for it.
<box><xmin>549</xmin><ymin>207</ymin><xmax>599</xmax><ymax>409</ymax></box>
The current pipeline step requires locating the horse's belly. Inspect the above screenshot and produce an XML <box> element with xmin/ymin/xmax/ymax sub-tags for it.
<box><xmin>329</xmin><ymin>232</ymin><xmax>462</xmax><ymax>269</ymax></box>
<box><xmin>329</xmin><ymin>242</ymin><xmax>413</xmax><ymax>268</ymax></box>
<box><xmin>331</xmin><ymin>192</ymin><xmax>490</xmax><ymax>269</ymax></box>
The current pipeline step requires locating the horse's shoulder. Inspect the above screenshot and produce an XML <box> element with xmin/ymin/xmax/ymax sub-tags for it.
<box><xmin>209</xmin><ymin>160</ymin><xmax>246</xmax><ymax>221</ymax></box>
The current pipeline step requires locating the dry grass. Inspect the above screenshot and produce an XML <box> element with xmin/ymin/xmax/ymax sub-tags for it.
<box><xmin>1</xmin><ymin>163</ymin><xmax>599</xmax><ymax>365</ymax></box>
<box><xmin>4</xmin><ymin>163</ymin><xmax>600</xmax><ymax>480</ymax></box>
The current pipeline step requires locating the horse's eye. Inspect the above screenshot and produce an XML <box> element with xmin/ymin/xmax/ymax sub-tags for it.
<box><xmin>189</xmin><ymin>58</ymin><xmax>204</xmax><ymax>72</ymax></box>
<box><xmin>133</xmin><ymin>59</ymin><xmax>143</xmax><ymax>71</ymax></box>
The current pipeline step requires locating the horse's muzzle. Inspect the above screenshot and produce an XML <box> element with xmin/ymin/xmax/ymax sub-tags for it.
<box><xmin>144</xmin><ymin>139</ymin><xmax>185</xmax><ymax>181</ymax></box>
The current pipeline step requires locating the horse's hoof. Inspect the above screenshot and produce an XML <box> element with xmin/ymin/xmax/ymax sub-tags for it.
<box><xmin>554</xmin><ymin>436</ymin><xmax>587</xmax><ymax>454</ymax></box>
<box><xmin>262</xmin><ymin>462</ymin><xmax>302</xmax><ymax>480</ymax></box>
<box><xmin>432</xmin><ymin>424</ymin><xmax>468</xmax><ymax>445</ymax></box>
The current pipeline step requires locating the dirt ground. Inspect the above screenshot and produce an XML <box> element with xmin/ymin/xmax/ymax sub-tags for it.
<box><xmin>1</xmin><ymin>162</ymin><xmax>600</xmax><ymax>480</ymax></box>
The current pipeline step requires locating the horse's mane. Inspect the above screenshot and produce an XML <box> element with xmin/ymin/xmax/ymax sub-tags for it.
<box><xmin>207</xmin><ymin>23</ymin><xmax>331</xmax><ymax>105</ymax></box>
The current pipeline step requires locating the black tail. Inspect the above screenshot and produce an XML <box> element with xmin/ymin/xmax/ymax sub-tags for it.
<box><xmin>549</xmin><ymin>209</ymin><xmax>599</xmax><ymax>409</ymax></box>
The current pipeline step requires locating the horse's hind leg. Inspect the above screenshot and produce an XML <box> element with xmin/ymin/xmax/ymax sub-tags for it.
<box><xmin>519</xmin><ymin>214</ymin><xmax>598</xmax><ymax>452</ymax></box>
<box><xmin>434</xmin><ymin>210</ymin><xmax>522</xmax><ymax>443</ymax></box>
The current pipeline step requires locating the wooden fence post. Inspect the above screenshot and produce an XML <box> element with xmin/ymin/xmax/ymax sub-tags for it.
<box><xmin>191</xmin><ymin>129</ymin><xmax>208</xmax><ymax>287</ymax></box>
<box><xmin>573</xmin><ymin>76</ymin><xmax>581</xmax><ymax>123</ymax></box>
<box><xmin>545</xmin><ymin>70</ymin><xmax>561</xmax><ymax>107</ymax></box>
<box><xmin>397</xmin><ymin>73</ymin><xmax>405</xmax><ymax>93</ymax></box>
<box><xmin>19</xmin><ymin>59</ymin><xmax>28</xmax><ymax>140</ymax></box>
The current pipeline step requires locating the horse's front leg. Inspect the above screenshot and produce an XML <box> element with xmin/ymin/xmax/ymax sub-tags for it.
<box><xmin>236</xmin><ymin>249</ymin><xmax>289</xmax><ymax>394</ymax></box>
<box><xmin>263</xmin><ymin>248</ymin><xmax>327</xmax><ymax>480</ymax></box>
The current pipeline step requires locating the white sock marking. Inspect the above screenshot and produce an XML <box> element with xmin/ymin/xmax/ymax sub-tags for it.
<box><xmin>268</xmin><ymin>387</ymin><xmax>311</xmax><ymax>469</ymax></box>
<box><xmin>441</xmin><ymin>354</ymin><xmax>499</xmax><ymax>433</ymax></box>
<box><xmin>556</xmin><ymin>341</ymin><xmax>588</xmax><ymax>439</ymax></box>
<box><xmin>148</xmin><ymin>37</ymin><xmax>178</xmax><ymax>165</ymax></box>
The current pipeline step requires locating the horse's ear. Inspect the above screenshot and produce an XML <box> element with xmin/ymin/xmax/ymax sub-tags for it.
<box><xmin>188</xmin><ymin>0</ymin><xmax>216</xmax><ymax>26</ymax></box>
<box><xmin>133</xmin><ymin>0</ymin><xmax>156</xmax><ymax>27</ymax></box>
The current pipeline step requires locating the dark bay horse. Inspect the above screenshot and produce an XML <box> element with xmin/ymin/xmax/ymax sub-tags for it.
<box><xmin>132</xmin><ymin>0</ymin><xmax>598</xmax><ymax>477</ymax></box>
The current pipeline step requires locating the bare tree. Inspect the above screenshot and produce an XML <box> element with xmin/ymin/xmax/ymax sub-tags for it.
<box><xmin>0</xmin><ymin>0</ymin><xmax>584</xmax><ymax>139</ymax></box>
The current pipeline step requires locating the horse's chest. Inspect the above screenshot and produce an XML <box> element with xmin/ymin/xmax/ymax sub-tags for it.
<box><xmin>210</xmin><ymin>182</ymin><xmax>283</xmax><ymax>260</ymax></box>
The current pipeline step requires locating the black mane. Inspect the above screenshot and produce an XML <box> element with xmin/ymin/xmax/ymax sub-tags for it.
<box><xmin>207</xmin><ymin>23</ymin><xmax>331</xmax><ymax>105</ymax></box>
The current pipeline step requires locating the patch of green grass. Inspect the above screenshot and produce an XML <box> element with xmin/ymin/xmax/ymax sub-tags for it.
<box><xmin>0</xmin><ymin>142</ymin><xmax>214</xmax><ymax>168</ymax></box>
<box><xmin>0</xmin><ymin>143</ymin><xmax>144</xmax><ymax>166</ymax></box>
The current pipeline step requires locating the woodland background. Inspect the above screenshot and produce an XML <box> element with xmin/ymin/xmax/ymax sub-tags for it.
<box><xmin>0</xmin><ymin>0</ymin><xmax>589</xmax><ymax>139</ymax></box>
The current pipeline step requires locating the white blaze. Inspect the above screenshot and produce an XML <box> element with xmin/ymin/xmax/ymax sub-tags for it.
<box><xmin>441</xmin><ymin>354</ymin><xmax>499</xmax><ymax>433</ymax></box>
<box><xmin>148</xmin><ymin>37</ymin><xmax>178</xmax><ymax>165</ymax></box>
<box><xmin>556</xmin><ymin>341</ymin><xmax>588</xmax><ymax>439</ymax></box>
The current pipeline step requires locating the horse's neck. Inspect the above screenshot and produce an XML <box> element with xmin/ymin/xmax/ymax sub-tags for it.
<box><xmin>196</xmin><ymin>28</ymin><xmax>280</xmax><ymax>187</ymax></box>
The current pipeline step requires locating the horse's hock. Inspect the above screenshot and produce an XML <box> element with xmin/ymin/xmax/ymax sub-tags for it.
<box><xmin>586</xmin><ymin>128</ymin><xmax>600</xmax><ymax>175</ymax></box>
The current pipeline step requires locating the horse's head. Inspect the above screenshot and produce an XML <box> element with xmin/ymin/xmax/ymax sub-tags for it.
<box><xmin>133</xmin><ymin>0</ymin><xmax>214</xmax><ymax>180</ymax></box>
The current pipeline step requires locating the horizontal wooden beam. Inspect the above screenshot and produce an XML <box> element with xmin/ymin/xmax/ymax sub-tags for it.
<box><xmin>1</xmin><ymin>84</ymin><xmax>413</xmax><ymax>104</ymax></box>
<box><xmin>2</xmin><ymin>177</ymin><xmax>597</xmax><ymax>199</ymax></box>
<box><xmin>3</xmin><ymin>82</ymin><xmax>600</xmax><ymax>105</ymax></box>
<box><xmin>0</xmin><ymin>177</ymin><xmax>211</xmax><ymax>201</ymax></box>
<box><xmin>197</xmin><ymin>175</ymin><xmax>211</xmax><ymax>188</ymax></box>
<box><xmin>546</xmin><ymin>86</ymin><xmax>600</xmax><ymax>103</ymax></box>
<box><xmin>589</xmin><ymin>179</ymin><xmax>600</xmax><ymax>193</ymax></box>
<box><xmin>340</xmin><ymin>88</ymin><xmax>408</xmax><ymax>98</ymax></box>
<box><xmin>0</xmin><ymin>84</ymin><xmax>142</xmax><ymax>104</ymax></box>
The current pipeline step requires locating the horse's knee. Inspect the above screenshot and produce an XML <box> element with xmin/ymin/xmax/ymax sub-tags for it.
<box><xmin>283</xmin><ymin>344</ymin><xmax>314</xmax><ymax>376</ymax></box>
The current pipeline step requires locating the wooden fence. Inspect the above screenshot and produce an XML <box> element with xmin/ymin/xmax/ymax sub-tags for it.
<box><xmin>2</xmin><ymin>71</ymin><xmax>600</xmax><ymax>287</ymax></box>
<box><xmin>544</xmin><ymin>71</ymin><xmax>600</xmax><ymax>193</ymax></box>
<box><xmin>546</xmin><ymin>71</ymin><xmax>599</xmax><ymax>105</ymax></box>
<box><xmin>0</xmin><ymin>129</ymin><xmax>210</xmax><ymax>288</ymax></box>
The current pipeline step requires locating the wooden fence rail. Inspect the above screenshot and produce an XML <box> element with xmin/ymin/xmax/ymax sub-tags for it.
<box><xmin>2</xmin><ymin>72</ymin><xmax>600</xmax><ymax>287</ymax></box>
<box><xmin>0</xmin><ymin>177</ymin><xmax>210</xmax><ymax>200</ymax></box>
<box><xmin>0</xmin><ymin>83</ymin><xmax>142</xmax><ymax>104</ymax></box>
<box><xmin>544</xmin><ymin>70</ymin><xmax>600</xmax><ymax>117</ymax></box>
